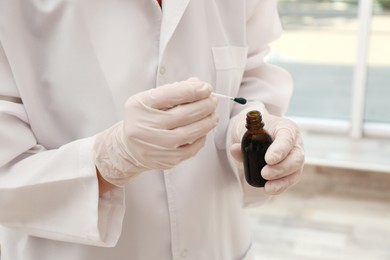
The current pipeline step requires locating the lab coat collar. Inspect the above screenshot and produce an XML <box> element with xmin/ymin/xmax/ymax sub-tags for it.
<box><xmin>159</xmin><ymin>0</ymin><xmax>191</xmax><ymax>62</ymax></box>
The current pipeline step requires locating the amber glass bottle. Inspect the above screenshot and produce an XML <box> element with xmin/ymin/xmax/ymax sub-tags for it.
<box><xmin>241</xmin><ymin>110</ymin><xmax>273</xmax><ymax>187</ymax></box>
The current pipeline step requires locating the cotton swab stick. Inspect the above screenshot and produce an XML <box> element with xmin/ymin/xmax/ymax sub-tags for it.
<box><xmin>212</xmin><ymin>93</ymin><xmax>247</xmax><ymax>105</ymax></box>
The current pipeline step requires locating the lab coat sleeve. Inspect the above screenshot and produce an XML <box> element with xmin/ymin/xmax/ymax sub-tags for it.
<box><xmin>0</xmin><ymin>42</ymin><xmax>125</xmax><ymax>247</ymax></box>
<box><xmin>227</xmin><ymin>0</ymin><xmax>294</xmax><ymax>208</ymax></box>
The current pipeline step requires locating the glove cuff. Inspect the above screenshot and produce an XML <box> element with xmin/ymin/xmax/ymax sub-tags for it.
<box><xmin>93</xmin><ymin>121</ymin><xmax>144</xmax><ymax>187</ymax></box>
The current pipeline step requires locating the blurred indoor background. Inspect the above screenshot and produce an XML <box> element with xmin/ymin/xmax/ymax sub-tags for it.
<box><xmin>249</xmin><ymin>0</ymin><xmax>390</xmax><ymax>259</ymax></box>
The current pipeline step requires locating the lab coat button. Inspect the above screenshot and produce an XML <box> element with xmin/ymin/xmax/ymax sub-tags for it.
<box><xmin>159</xmin><ymin>66</ymin><xmax>166</xmax><ymax>75</ymax></box>
<box><xmin>180</xmin><ymin>249</ymin><xmax>188</xmax><ymax>258</ymax></box>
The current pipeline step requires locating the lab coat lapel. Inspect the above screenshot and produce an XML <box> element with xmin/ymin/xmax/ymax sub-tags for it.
<box><xmin>159</xmin><ymin>0</ymin><xmax>191</xmax><ymax>62</ymax></box>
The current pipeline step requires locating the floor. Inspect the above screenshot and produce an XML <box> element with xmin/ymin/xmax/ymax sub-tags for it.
<box><xmin>248</xmin><ymin>165</ymin><xmax>390</xmax><ymax>260</ymax></box>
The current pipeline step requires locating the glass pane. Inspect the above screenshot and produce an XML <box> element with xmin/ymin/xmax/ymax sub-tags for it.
<box><xmin>269</xmin><ymin>0</ymin><xmax>359</xmax><ymax>119</ymax></box>
<box><xmin>365</xmin><ymin>3</ymin><xmax>390</xmax><ymax>123</ymax></box>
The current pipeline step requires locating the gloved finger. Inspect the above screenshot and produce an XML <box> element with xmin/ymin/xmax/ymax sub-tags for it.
<box><xmin>265</xmin><ymin>126</ymin><xmax>299</xmax><ymax>165</ymax></box>
<box><xmin>261</xmin><ymin>144</ymin><xmax>305</xmax><ymax>180</ymax></box>
<box><xmin>170</xmin><ymin>113</ymin><xmax>219</xmax><ymax>147</ymax></box>
<box><xmin>161</xmin><ymin>95</ymin><xmax>218</xmax><ymax>130</ymax></box>
<box><xmin>133</xmin><ymin>113</ymin><xmax>218</xmax><ymax>149</ymax></box>
<box><xmin>264</xmin><ymin>170</ymin><xmax>302</xmax><ymax>195</ymax></box>
<box><xmin>141</xmin><ymin>79</ymin><xmax>212</xmax><ymax>110</ymax></box>
<box><xmin>229</xmin><ymin>143</ymin><xmax>243</xmax><ymax>163</ymax></box>
<box><xmin>125</xmin><ymin>93</ymin><xmax>216</xmax><ymax>129</ymax></box>
<box><xmin>142</xmin><ymin>136</ymin><xmax>208</xmax><ymax>169</ymax></box>
<box><xmin>177</xmin><ymin>135</ymin><xmax>208</xmax><ymax>159</ymax></box>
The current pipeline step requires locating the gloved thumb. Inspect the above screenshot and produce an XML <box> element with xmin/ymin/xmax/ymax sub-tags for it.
<box><xmin>265</xmin><ymin>124</ymin><xmax>300</xmax><ymax>165</ymax></box>
<box><xmin>230</xmin><ymin>143</ymin><xmax>243</xmax><ymax>163</ymax></box>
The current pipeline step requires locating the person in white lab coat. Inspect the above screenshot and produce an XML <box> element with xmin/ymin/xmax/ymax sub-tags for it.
<box><xmin>0</xmin><ymin>0</ymin><xmax>304</xmax><ymax>259</ymax></box>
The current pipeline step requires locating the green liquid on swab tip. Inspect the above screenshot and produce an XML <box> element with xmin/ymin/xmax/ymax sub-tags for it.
<box><xmin>233</xmin><ymin>97</ymin><xmax>247</xmax><ymax>105</ymax></box>
<box><xmin>211</xmin><ymin>92</ymin><xmax>247</xmax><ymax>105</ymax></box>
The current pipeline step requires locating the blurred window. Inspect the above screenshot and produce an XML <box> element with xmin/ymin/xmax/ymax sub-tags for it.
<box><xmin>365</xmin><ymin>4</ymin><xmax>390</xmax><ymax>124</ymax></box>
<box><xmin>270</xmin><ymin>0</ymin><xmax>390</xmax><ymax>137</ymax></box>
<box><xmin>270</xmin><ymin>0</ymin><xmax>359</xmax><ymax>120</ymax></box>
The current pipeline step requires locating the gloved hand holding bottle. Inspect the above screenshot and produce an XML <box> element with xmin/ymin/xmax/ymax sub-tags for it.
<box><xmin>93</xmin><ymin>78</ymin><xmax>219</xmax><ymax>188</ymax></box>
<box><xmin>229</xmin><ymin>112</ymin><xmax>304</xmax><ymax>195</ymax></box>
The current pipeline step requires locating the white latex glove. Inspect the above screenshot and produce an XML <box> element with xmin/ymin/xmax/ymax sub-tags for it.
<box><xmin>230</xmin><ymin>113</ymin><xmax>304</xmax><ymax>195</ymax></box>
<box><xmin>94</xmin><ymin>78</ymin><xmax>219</xmax><ymax>187</ymax></box>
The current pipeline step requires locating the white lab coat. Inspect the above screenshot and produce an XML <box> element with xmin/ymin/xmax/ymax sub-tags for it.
<box><xmin>0</xmin><ymin>0</ymin><xmax>292</xmax><ymax>259</ymax></box>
